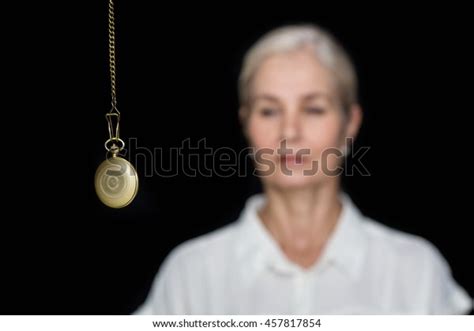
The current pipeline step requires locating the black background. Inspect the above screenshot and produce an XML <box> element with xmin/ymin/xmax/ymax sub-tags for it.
<box><xmin>1</xmin><ymin>2</ymin><xmax>472</xmax><ymax>314</ymax></box>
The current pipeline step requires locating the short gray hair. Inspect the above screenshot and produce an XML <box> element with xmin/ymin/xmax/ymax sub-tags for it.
<box><xmin>239</xmin><ymin>24</ymin><xmax>358</xmax><ymax>113</ymax></box>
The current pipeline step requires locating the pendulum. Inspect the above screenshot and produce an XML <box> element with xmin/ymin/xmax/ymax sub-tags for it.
<box><xmin>95</xmin><ymin>0</ymin><xmax>138</xmax><ymax>208</ymax></box>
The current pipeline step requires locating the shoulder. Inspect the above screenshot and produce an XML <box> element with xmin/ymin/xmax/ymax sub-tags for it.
<box><xmin>360</xmin><ymin>216</ymin><xmax>451</xmax><ymax>277</ymax></box>
<box><xmin>360</xmin><ymin>216</ymin><xmax>472</xmax><ymax>314</ymax></box>
<box><xmin>361</xmin><ymin>217</ymin><xmax>440</xmax><ymax>262</ymax></box>
<box><xmin>134</xmin><ymin>222</ymin><xmax>241</xmax><ymax>314</ymax></box>
<box><xmin>161</xmin><ymin>221</ymin><xmax>240</xmax><ymax>273</ymax></box>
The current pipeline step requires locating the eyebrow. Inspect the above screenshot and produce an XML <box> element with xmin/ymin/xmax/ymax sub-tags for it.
<box><xmin>250</xmin><ymin>94</ymin><xmax>280</xmax><ymax>103</ymax></box>
<box><xmin>301</xmin><ymin>92</ymin><xmax>332</xmax><ymax>101</ymax></box>
<box><xmin>251</xmin><ymin>91</ymin><xmax>332</xmax><ymax>104</ymax></box>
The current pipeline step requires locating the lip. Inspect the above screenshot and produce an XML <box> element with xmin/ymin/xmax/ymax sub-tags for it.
<box><xmin>280</xmin><ymin>154</ymin><xmax>304</xmax><ymax>164</ymax></box>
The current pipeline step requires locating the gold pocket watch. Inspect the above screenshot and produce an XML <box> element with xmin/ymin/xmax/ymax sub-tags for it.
<box><xmin>95</xmin><ymin>137</ymin><xmax>138</xmax><ymax>208</ymax></box>
<box><xmin>95</xmin><ymin>0</ymin><xmax>138</xmax><ymax>208</ymax></box>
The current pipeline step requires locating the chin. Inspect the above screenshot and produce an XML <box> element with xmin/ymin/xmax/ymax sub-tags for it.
<box><xmin>263</xmin><ymin>172</ymin><xmax>322</xmax><ymax>190</ymax></box>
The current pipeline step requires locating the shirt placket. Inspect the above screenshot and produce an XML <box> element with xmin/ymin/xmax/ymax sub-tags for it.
<box><xmin>291</xmin><ymin>270</ymin><xmax>310</xmax><ymax>313</ymax></box>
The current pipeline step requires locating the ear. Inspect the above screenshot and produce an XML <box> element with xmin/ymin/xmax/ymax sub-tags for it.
<box><xmin>345</xmin><ymin>103</ymin><xmax>363</xmax><ymax>140</ymax></box>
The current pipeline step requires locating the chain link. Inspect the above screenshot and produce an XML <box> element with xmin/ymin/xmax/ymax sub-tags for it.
<box><xmin>105</xmin><ymin>0</ymin><xmax>122</xmax><ymax>151</ymax></box>
<box><xmin>108</xmin><ymin>0</ymin><xmax>119</xmax><ymax>112</ymax></box>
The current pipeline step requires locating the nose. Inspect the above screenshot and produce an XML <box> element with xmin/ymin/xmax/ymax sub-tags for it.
<box><xmin>280</xmin><ymin>111</ymin><xmax>301</xmax><ymax>142</ymax></box>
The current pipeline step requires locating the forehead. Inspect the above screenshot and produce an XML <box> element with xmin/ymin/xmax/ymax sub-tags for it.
<box><xmin>250</xmin><ymin>49</ymin><xmax>335</xmax><ymax>98</ymax></box>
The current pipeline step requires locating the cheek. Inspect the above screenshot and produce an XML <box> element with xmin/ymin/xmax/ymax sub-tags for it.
<box><xmin>304</xmin><ymin>114</ymin><xmax>345</xmax><ymax>152</ymax></box>
<box><xmin>246</xmin><ymin>116</ymin><xmax>280</xmax><ymax>149</ymax></box>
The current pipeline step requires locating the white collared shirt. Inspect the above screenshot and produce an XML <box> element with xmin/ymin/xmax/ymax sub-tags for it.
<box><xmin>135</xmin><ymin>193</ymin><xmax>472</xmax><ymax>314</ymax></box>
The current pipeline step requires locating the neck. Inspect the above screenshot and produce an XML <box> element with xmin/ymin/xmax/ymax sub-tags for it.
<box><xmin>258</xmin><ymin>180</ymin><xmax>342</xmax><ymax>268</ymax></box>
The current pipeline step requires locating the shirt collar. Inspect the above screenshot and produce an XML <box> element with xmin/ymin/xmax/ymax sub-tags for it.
<box><xmin>235</xmin><ymin>192</ymin><xmax>368</xmax><ymax>280</ymax></box>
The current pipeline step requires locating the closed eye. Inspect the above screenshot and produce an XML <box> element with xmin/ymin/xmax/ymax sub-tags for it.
<box><xmin>305</xmin><ymin>107</ymin><xmax>326</xmax><ymax>115</ymax></box>
<box><xmin>260</xmin><ymin>108</ymin><xmax>278</xmax><ymax>117</ymax></box>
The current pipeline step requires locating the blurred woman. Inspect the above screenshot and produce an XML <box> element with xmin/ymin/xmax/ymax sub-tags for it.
<box><xmin>135</xmin><ymin>24</ymin><xmax>472</xmax><ymax>314</ymax></box>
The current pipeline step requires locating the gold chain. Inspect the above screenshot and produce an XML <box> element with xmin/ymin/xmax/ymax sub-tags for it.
<box><xmin>105</xmin><ymin>0</ymin><xmax>123</xmax><ymax>152</ymax></box>
<box><xmin>108</xmin><ymin>0</ymin><xmax>119</xmax><ymax>112</ymax></box>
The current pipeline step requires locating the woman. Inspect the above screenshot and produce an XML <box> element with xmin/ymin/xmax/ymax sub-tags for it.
<box><xmin>135</xmin><ymin>24</ymin><xmax>472</xmax><ymax>314</ymax></box>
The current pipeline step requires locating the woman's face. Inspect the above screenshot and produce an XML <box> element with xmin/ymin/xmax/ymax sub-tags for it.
<box><xmin>243</xmin><ymin>48</ymin><xmax>361</xmax><ymax>189</ymax></box>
